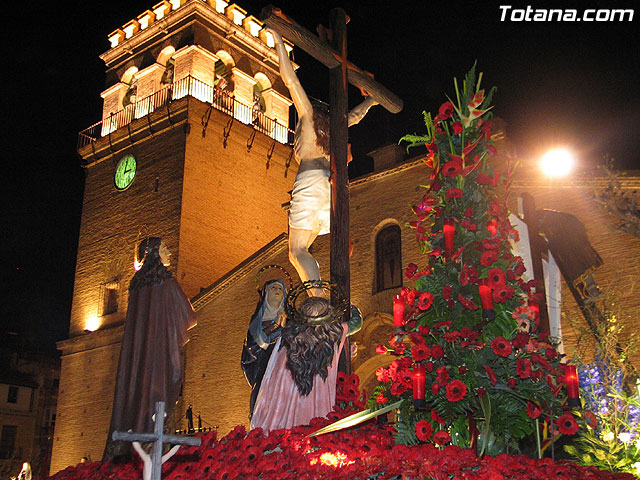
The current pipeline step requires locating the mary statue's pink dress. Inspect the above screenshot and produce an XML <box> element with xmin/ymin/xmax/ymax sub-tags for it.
<box><xmin>250</xmin><ymin>324</ymin><xmax>347</xmax><ymax>432</ymax></box>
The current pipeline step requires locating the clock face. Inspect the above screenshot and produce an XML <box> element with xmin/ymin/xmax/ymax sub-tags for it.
<box><xmin>114</xmin><ymin>154</ymin><xmax>137</xmax><ymax>190</ymax></box>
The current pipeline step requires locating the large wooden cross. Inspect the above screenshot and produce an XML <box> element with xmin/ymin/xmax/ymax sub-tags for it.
<box><xmin>112</xmin><ymin>402</ymin><xmax>201</xmax><ymax>480</ymax></box>
<box><xmin>261</xmin><ymin>7</ymin><xmax>403</xmax><ymax>371</ymax></box>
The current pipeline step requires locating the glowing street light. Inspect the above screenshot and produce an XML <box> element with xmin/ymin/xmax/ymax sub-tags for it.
<box><xmin>540</xmin><ymin>148</ymin><xmax>575</xmax><ymax>177</ymax></box>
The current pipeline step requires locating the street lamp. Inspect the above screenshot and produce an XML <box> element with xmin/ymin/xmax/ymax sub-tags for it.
<box><xmin>540</xmin><ymin>148</ymin><xmax>574</xmax><ymax>177</ymax></box>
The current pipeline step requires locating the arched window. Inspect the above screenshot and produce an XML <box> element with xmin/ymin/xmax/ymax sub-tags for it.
<box><xmin>214</xmin><ymin>52</ymin><xmax>234</xmax><ymax>91</ymax></box>
<box><xmin>375</xmin><ymin>224</ymin><xmax>402</xmax><ymax>293</ymax></box>
<box><xmin>121</xmin><ymin>67</ymin><xmax>139</xmax><ymax>108</ymax></box>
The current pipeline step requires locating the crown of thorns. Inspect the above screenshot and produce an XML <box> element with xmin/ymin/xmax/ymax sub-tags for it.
<box><xmin>285</xmin><ymin>280</ymin><xmax>349</xmax><ymax>326</ymax></box>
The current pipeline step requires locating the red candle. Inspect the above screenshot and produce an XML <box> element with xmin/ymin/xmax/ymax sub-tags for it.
<box><xmin>443</xmin><ymin>218</ymin><xmax>455</xmax><ymax>254</ymax></box>
<box><xmin>487</xmin><ymin>220</ymin><xmax>498</xmax><ymax>238</ymax></box>
<box><xmin>393</xmin><ymin>295</ymin><xmax>405</xmax><ymax>327</ymax></box>
<box><xmin>478</xmin><ymin>278</ymin><xmax>494</xmax><ymax>310</ymax></box>
<box><xmin>565</xmin><ymin>365</ymin><xmax>580</xmax><ymax>401</ymax></box>
<box><xmin>413</xmin><ymin>363</ymin><xmax>426</xmax><ymax>409</ymax></box>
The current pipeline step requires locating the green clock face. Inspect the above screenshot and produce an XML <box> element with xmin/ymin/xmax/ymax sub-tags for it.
<box><xmin>114</xmin><ymin>154</ymin><xmax>137</xmax><ymax>190</ymax></box>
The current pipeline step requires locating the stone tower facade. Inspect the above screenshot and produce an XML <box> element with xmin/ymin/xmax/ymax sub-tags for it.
<box><xmin>52</xmin><ymin>0</ymin><xmax>297</xmax><ymax>472</ymax></box>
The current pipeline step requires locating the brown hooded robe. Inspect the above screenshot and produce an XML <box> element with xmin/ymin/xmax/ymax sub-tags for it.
<box><xmin>103</xmin><ymin>277</ymin><xmax>196</xmax><ymax>460</ymax></box>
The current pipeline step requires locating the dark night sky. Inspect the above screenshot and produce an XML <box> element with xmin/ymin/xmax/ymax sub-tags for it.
<box><xmin>4</xmin><ymin>0</ymin><xmax>638</xmax><ymax>350</ymax></box>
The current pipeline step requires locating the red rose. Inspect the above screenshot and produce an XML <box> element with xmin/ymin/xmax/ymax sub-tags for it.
<box><xmin>464</xmin><ymin>207</ymin><xmax>474</xmax><ymax>217</ymax></box>
<box><xmin>483</xmin><ymin>365</ymin><xmax>497</xmax><ymax>385</ymax></box>
<box><xmin>557</xmin><ymin>412</ymin><xmax>580</xmax><ymax>435</ymax></box>
<box><xmin>418</xmin><ymin>325</ymin><xmax>431</xmax><ymax>335</ymax></box>
<box><xmin>452</xmin><ymin>121</ymin><xmax>463</xmax><ymax>134</ymax></box>
<box><xmin>445</xmin><ymin>379</ymin><xmax>468</xmax><ymax>402</ymax></box>
<box><xmin>433</xmin><ymin>430</ymin><xmax>451</xmax><ymax>445</ymax></box>
<box><xmin>415</xmin><ymin>420</ymin><xmax>433</xmax><ymax>442</ymax></box>
<box><xmin>431</xmin><ymin>383</ymin><xmax>440</xmax><ymax>394</ymax></box>
<box><xmin>480</xmin><ymin>250</ymin><xmax>498</xmax><ymax>267</ymax></box>
<box><xmin>491</xmin><ymin>337</ymin><xmax>513</xmax><ymax>357</ymax></box>
<box><xmin>442</xmin><ymin>285</ymin><xmax>452</xmax><ymax>299</ymax></box>
<box><xmin>516</xmin><ymin>358</ymin><xmax>532</xmax><ymax>379</ymax></box>
<box><xmin>508</xmin><ymin>378</ymin><xmax>517</xmax><ymax>388</ymax></box>
<box><xmin>488</xmin><ymin>268</ymin><xmax>506</xmax><ymax>287</ymax></box>
<box><xmin>405</xmin><ymin>263</ymin><xmax>419</xmax><ymax>278</ymax></box>
<box><xmin>458</xmin><ymin>366</ymin><xmax>467</xmax><ymax>374</ymax></box>
<box><xmin>512</xmin><ymin>332</ymin><xmax>530</xmax><ymax>350</ymax></box>
<box><xmin>411</xmin><ymin>343</ymin><xmax>431</xmax><ymax>361</ymax></box>
<box><xmin>406</xmin><ymin>289</ymin><xmax>417</xmax><ymax>306</ymax></box>
<box><xmin>477</xmin><ymin>387</ymin><xmax>486</xmax><ymax>397</ymax></box>
<box><xmin>425</xmin><ymin>361</ymin><xmax>434</xmax><ymax>372</ymax></box>
<box><xmin>446</xmin><ymin>188</ymin><xmax>464</xmax><ymax>199</ymax></box>
<box><xmin>376</xmin><ymin>393</ymin><xmax>387</xmax><ymax>404</ymax></box>
<box><xmin>545</xmin><ymin>347</ymin><xmax>558</xmax><ymax>359</ymax></box>
<box><xmin>417</xmin><ymin>292</ymin><xmax>434</xmax><ymax>310</ymax></box>
<box><xmin>438</xmin><ymin>101</ymin><xmax>454</xmax><ymax>120</ymax></box>
<box><xmin>526</xmin><ymin>401</ymin><xmax>542</xmax><ymax>419</ymax></box>
<box><xmin>442</xmin><ymin>159</ymin><xmax>462</xmax><ymax>177</ymax></box>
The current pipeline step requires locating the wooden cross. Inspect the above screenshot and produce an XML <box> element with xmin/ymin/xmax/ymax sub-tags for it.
<box><xmin>112</xmin><ymin>402</ymin><xmax>201</xmax><ymax>480</ymax></box>
<box><xmin>261</xmin><ymin>6</ymin><xmax>403</xmax><ymax>371</ymax></box>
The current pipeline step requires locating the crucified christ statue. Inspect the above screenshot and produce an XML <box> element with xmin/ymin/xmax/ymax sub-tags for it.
<box><xmin>271</xmin><ymin>30</ymin><xmax>377</xmax><ymax>295</ymax></box>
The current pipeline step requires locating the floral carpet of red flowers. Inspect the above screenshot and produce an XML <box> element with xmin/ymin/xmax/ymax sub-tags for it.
<box><xmin>47</xmin><ymin>419</ymin><xmax>634</xmax><ymax>480</ymax></box>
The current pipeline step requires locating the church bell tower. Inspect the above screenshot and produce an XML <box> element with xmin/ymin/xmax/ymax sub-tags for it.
<box><xmin>52</xmin><ymin>0</ymin><xmax>296</xmax><ymax>471</ymax></box>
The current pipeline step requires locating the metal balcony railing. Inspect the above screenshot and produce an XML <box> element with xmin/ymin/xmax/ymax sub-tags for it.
<box><xmin>78</xmin><ymin>75</ymin><xmax>294</xmax><ymax>150</ymax></box>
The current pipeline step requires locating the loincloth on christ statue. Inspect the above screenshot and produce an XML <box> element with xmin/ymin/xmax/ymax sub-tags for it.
<box><xmin>289</xmin><ymin>160</ymin><xmax>331</xmax><ymax>235</ymax></box>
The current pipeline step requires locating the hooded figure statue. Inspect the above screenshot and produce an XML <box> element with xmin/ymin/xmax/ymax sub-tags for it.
<box><xmin>103</xmin><ymin>237</ymin><xmax>196</xmax><ymax>461</ymax></box>
<box><xmin>241</xmin><ymin>280</ymin><xmax>287</xmax><ymax>419</ymax></box>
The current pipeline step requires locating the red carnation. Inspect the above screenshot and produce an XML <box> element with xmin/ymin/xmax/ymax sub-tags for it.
<box><xmin>405</xmin><ymin>263</ymin><xmax>419</xmax><ymax>278</ymax></box>
<box><xmin>411</xmin><ymin>343</ymin><xmax>431</xmax><ymax>361</ymax></box>
<box><xmin>431</xmin><ymin>344</ymin><xmax>444</xmax><ymax>359</ymax></box>
<box><xmin>431</xmin><ymin>383</ymin><xmax>440</xmax><ymax>394</ymax></box>
<box><xmin>458</xmin><ymin>294</ymin><xmax>478</xmax><ymax>310</ymax></box>
<box><xmin>445</xmin><ymin>380</ymin><xmax>468</xmax><ymax>402</ymax></box>
<box><xmin>516</xmin><ymin>358</ymin><xmax>532</xmax><ymax>379</ymax></box>
<box><xmin>442</xmin><ymin>159</ymin><xmax>462</xmax><ymax>177</ymax></box>
<box><xmin>438</xmin><ymin>101</ymin><xmax>454</xmax><ymax>120</ymax></box>
<box><xmin>557</xmin><ymin>412</ymin><xmax>580</xmax><ymax>435</ymax></box>
<box><xmin>446</xmin><ymin>188</ymin><xmax>464</xmax><ymax>199</ymax></box>
<box><xmin>464</xmin><ymin>207</ymin><xmax>474</xmax><ymax>217</ymax></box>
<box><xmin>483</xmin><ymin>365</ymin><xmax>497</xmax><ymax>385</ymax></box>
<box><xmin>512</xmin><ymin>332</ymin><xmax>530</xmax><ymax>350</ymax></box>
<box><xmin>460</xmin><ymin>264</ymin><xmax>478</xmax><ymax>285</ymax></box>
<box><xmin>488</xmin><ymin>267</ymin><xmax>506</xmax><ymax>287</ymax></box>
<box><xmin>433</xmin><ymin>430</ymin><xmax>451</xmax><ymax>445</ymax></box>
<box><xmin>480</xmin><ymin>250</ymin><xmax>499</xmax><ymax>267</ymax></box>
<box><xmin>415</xmin><ymin>420</ymin><xmax>433</xmax><ymax>442</ymax></box>
<box><xmin>491</xmin><ymin>337</ymin><xmax>513</xmax><ymax>357</ymax></box>
<box><xmin>431</xmin><ymin>409</ymin><xmax>446</xmax><ymax>425</ymax></box>
<box><xmin>376</xmin><ymin>393</ymin><xmax>387</xmax><ymax>404</ymax></box>
<box><xmin>436</xmin><ymin>366</ymin><xmax>450</xmax><ymax>385</ymax></box>
<box><xmin>545</xmin><ymin>347</ymin><xmax>558</xmax><ymax>359</ymax></box>
<box><xmin>417</xmin><ymin>292</ymin><xmax>434</xmax><ymax>310</ymax></box>
<box><xmin>526</xmin><ymin>401</ymin><xmax>542</xmax><ymax>419</ymax></box>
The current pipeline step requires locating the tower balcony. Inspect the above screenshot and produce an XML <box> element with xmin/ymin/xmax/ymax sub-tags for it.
<box><xmin>78</xmin><ymin>75</ymin><xmax>293</xmax><ymax>152</ymax></box>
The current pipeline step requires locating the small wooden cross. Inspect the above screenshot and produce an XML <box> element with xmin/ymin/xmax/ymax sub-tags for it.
<box><xmin>112</xmin><ymin>402</ymin><xmax>202</xmax><ymax>480</ymax></box>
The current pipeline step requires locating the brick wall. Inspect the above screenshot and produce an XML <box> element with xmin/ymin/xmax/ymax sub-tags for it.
<box><xmin>178</xmin><ymin>101</ymin><xmax>295</xmax><ymax>297</ymax></box>
<box><xmin>69</xmin><ymin>126</ymin><xmax>187</xmax><ymax>337</ymax></box>
<box><xmin>50</xmin><ymin>340</ymin><xmax>120</xmax><ymax>473</ymax></box>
